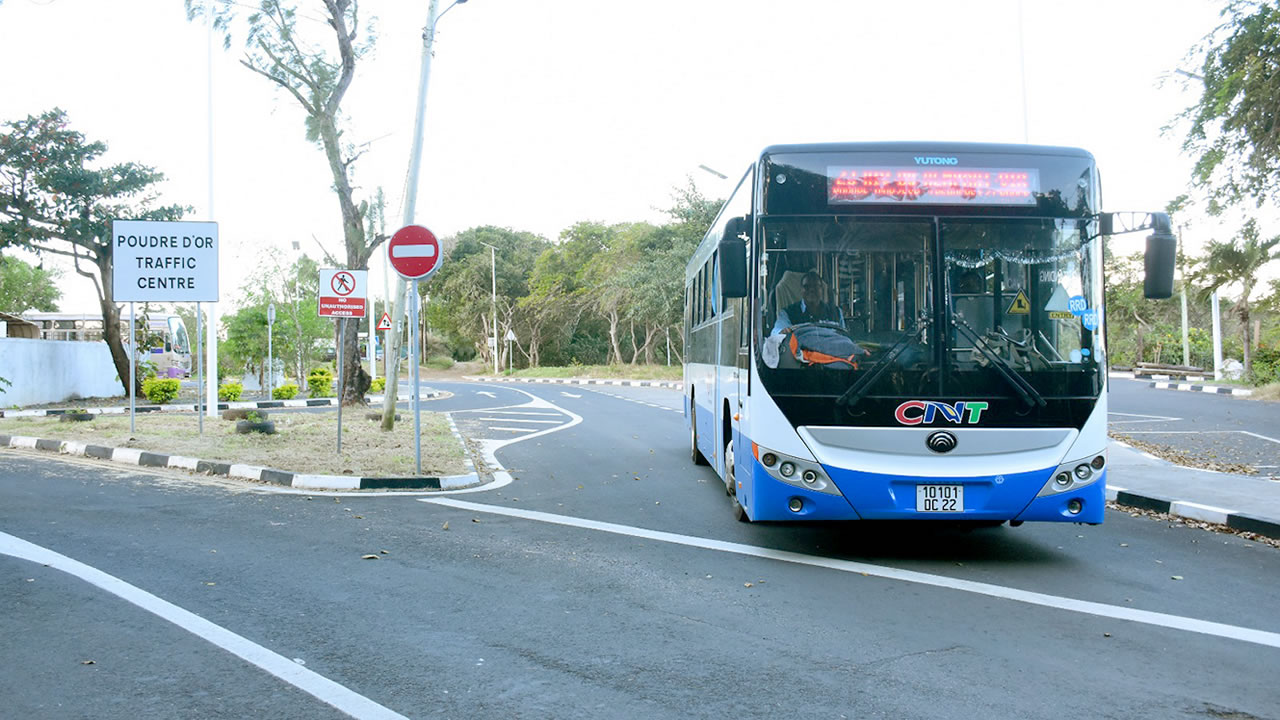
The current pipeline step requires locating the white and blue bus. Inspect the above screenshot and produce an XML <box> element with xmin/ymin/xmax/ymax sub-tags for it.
<box><xmin>685</xmin><ymin>142</ymin><xmax>1175</xmax><ymax>525</ymax></box>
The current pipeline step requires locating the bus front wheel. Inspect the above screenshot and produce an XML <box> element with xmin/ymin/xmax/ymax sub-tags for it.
<box><xmin>725</xmin><ymin>438</ymin><xmax>749</xmax><ymax>523</ymax></box>
<box><xmin>689</xmin><ymin>401</ymin><xmax>708</xmax><ymax>466</ymax></box>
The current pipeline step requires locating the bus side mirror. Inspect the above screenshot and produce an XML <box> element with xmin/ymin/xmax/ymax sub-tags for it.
<box><xmin>1144</xmin><ymin>212</ymin><xmax>1176</xmax><ymax>299</ymax></box>
<box><xmin>719</xmin><ymin>217</ymin><xmax>749</xmax><ymax>299</ymax></box>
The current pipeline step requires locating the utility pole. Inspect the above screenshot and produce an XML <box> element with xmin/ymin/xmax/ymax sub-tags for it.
<box><xmin>381</xmin><ymin>0</ymin><xmax>465</xmax><ymax>429</ymax></box>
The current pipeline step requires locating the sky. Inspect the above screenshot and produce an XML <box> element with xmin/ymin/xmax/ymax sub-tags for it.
<box><xmin>0</xmin><ymin>0</ymin><xmax>1239</xmax><ymax>315</ymax></box>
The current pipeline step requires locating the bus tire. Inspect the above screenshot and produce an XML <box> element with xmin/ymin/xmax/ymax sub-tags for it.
<box><xmin>689</xmin><ymin>400</ymin><xmax>708</xmax><ymax>466</ymax></box>
<box><xmin>725</xmin><ymin>438</ymin><xmax>749</xmax><ymax>522</ymax></box>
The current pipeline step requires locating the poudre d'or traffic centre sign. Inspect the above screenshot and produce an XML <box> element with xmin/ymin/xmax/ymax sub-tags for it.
<box><xmin>112</xmin><ymin>220</ymin><xmax>219</xmax><ymax>302</ymax></box>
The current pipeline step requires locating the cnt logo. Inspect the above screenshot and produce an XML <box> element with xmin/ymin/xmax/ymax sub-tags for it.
<box><xmin>895</xmin><ymin>400</ymin><xmax>988</xmax><ymax>425</ymax></box>
<box><xmin>914</xmin><ymin>156</ymin><xmax>959</xmax><ymax>165</ymax></box>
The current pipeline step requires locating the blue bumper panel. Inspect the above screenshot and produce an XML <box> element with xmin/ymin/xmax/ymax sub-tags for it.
<box><xmin>823</xmin><ymin>464</ymin><xmax>1052</xmax><ymax>521</ymax></box>
<box><xmin>1012</xmin><ymin>469</ymin><xmax>1106</xmax><ymax>524</ymax></box>
<box><xmin>742</xmin><ymin>453</ymin><xmax>863</xmax><ymax>522</ymax></box>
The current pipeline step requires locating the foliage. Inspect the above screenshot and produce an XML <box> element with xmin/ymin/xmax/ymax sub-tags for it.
<box><xmin>0</xmin><ymin>254</ymin><xmax>60</xmax><ymax>312</ymax></box>
<box><xmin>141</xmin><ymin>377</ymin><xmax>181</xmax><ymax>404</ymax></box>
<box><xmin>307</xmin><ymin>367</ymin><xmax>334</xmax><ymax>397</ymax></box>
<box><xmin>1177</xmin><ymin>1</ymin><xmax>1280</xmax><ymax>211</ymax></box>
<box><xmin>0</xmin><ymin>109</ymin><xmax>188</xmax><ymax>396</ymax></box>
<box><xmin>0</xmin><ymin>375</ymin><xmax>9</xmax><ymax>394</ymax></box>
<box><xmin>272</xmin><ymin>383</ymin><xmax>299</xmax><ymax>400</ymax></box>
<box><xmin>369</xmin><ymin>377</ymin><xmax>385</xmax><ymax>393</ymax></box>
<box><xmin>188</xmin><ymin>0</ymin><xmax>387</xmax><ymax>406</ymax></box>
<box><xmin>425</xmin><ymin>355</ymin><xmax>454</xmax><ymax>370</ymax></box>
<box><xmin>218</xmin><ymin>381</ymin><xmax>243</xmax><ymax>402</ymax></box>
<box><xmin>1253</xmin><ymin>347</ymin><xmax>1280</xmax><ymax>385</ymax></box>
<box><xmin>1188</xmin><ymin>218</ymin><xmax>1280</xmax><ymax>375</ymax></box>
<box><xmin>220</xmin><ymin>250</ymin><xmax>331</xmax><ymax>386</ymax></box>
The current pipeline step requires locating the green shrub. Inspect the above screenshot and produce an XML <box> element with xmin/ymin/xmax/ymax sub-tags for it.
<box><xmin>370</xmin><ymin>377</ymin><xmax>386</xmax><ymax>393</ymax></box>
<box><xmin>141</xmin><ymin>377</ymin><xmax>181</xmax><ymax>404</ymax></box>
<box><xmin>218</xmin><ymin>381</ymin><xmax>243</xmax><ymax>402</ymax></box>
<box><xmin>272</xmin><ymin>383</ymin><xmax>299</xmax><ymax>400</ymax></box>
<box><xmin>307</xmin><ymin>367</ymin><xmax>334</xmax><ymax>397</ymax></box>
<box><xmin>426</xmin><ymin>354</ymin><xmax>454</xmax><ymax>370</ymax></box>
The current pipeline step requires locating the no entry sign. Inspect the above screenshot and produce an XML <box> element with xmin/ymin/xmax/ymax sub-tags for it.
<box><xmin>318</xmin><ymin>268</ymin><xmax>367</xmax><ymax>318</ymax></box>
<box><xmin>388</xmin><ymin>225</ymin><xmax>441</xmax><ymax>280</ymax></box>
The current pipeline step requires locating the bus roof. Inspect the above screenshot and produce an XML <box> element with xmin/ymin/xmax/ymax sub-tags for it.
<box><xmin>760</xmin><ymin>141</ymin><xmax>1094</xmax><ymax>162</ymax></box>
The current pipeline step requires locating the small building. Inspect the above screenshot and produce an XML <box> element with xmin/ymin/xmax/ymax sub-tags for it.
<box><xmin>0</xmin><ymin>311</ymin><xmax>39</xmax><ymax>339</ymax></box>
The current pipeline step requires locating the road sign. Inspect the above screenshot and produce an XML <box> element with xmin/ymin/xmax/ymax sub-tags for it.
<box><xmin>318</xmin><ymin>268</ymin><xmax>368</xmax><ymax>318</ymax></box>
<box><xmin>377</xmin><ymin>312</ymin><xmax>392</xmax><ymax>331</ymax></box>
<box><xmin>388</xmin><ymin>225</ymin><xmax>441</xmax><ymax>280</ymax></box>
<box><xmin>1005</xmin><ymin>290</ymin><xmax>1031</xmax><ymax>315</ymax></box>
<box><xmin>112</xmin><ymin>220</ymin><xmax>219</xmax><ymax>302</ymax></box>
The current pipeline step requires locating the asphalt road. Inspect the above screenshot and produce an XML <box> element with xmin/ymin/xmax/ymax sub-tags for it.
<box><xmin>1108</xmin><ymin>376</ymin><xmax>1280</xmax><ymax>473</ymax></box>
<box><xmin>2</xmin><ymin>380</ymin><xmax>1278</xmax><ymax>719</ymax></box>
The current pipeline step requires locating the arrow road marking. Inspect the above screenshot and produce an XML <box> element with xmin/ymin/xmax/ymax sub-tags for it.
<box><xmin>477</xmin><ymin>391</ymin><xmax>497</xmax><ymax>398</ymax></box>
<box><xmin>560</xmin><ymin>392</ymin><xmax>581</xmax><ymax>398</ymax></box>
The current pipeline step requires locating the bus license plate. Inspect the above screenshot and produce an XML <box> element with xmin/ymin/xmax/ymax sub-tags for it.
<box><xmin>916</xmin><ymin>484</ymin><xmax>963</xmax><ymax>513</ymax></box>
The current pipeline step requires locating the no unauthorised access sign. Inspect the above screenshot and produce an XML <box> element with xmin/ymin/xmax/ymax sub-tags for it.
<box><xmin>318</xmin><ymin>268</ymin><xmax>367</xmax><ymax>318</ymax></box>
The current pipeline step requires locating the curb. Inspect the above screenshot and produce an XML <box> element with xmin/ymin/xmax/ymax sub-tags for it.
<box><xmin>1147</xmin><ymin>381</ymin><xmax>1253</xmax><ymax>397</ymax></box>
<box><xmin>0</xmin><ymin>409</ymin><xmax>480</xmax><ymax>492</ymax></box>
<box><xmin>465</xmin><ymin>376</ymin><xmax>683</xmax><ymax>390</ymax></box>
<box><xmin>1106</xmin><ymin>485</ymin><xmax>1280</xmax><ymax>540</ymax></box>
<box><xmin>0</xmin><ymin>391</ymin><xmax>442</xmax><ymax>419</ymax></box>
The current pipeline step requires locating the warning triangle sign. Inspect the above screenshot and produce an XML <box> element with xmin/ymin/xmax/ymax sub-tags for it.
<box><xmin>1005</xmin><ymin>290</ymin><xmax>1031</xmax><ymax>315</ymax></box>
<box><xmin>377</xmin><ymin>312</ymin><xmax>392</xmax><ymax>331</ymax></box>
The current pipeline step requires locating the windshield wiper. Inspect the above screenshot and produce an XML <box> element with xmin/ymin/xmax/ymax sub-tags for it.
<box><xmin>836</xmin><ymin>312</ymin><xmax>931</xmax><ymax>411</ymax></box>
<box><xmin>951</xmin><ymin>314</ymin><xmax>1046</xmax><ymax>408</ymax></box>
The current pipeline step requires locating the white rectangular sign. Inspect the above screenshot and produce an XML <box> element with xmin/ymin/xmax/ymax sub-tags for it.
<box><xmin>318</xmin><ymin>268</ymin><xmax>368</xmax><ymax>318</ymax></box>
<box><xmin>112</xmin><ymin>220</ymin><xmax>219</xmax><ymax>302</ymax></box>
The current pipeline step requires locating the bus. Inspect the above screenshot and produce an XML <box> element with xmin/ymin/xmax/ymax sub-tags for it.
<box><xmin>22</xmin><ymin>311</ymin><xmax>193</xmax><ymax>379</ymax></box>
<box><xmin>684</xmin><ymin>142</ymin><xmax>1175</xmax><ymax>525</ymax></box>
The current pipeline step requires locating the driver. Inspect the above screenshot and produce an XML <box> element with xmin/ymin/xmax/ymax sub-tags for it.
<box><xmin>772</xmin><ymin>271</ymin><xmax>844</xmax><ymax>334</ymax></box>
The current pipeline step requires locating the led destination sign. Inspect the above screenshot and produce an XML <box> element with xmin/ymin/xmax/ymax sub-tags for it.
<box><xmin>828</xmin><ymin>166</ymin><xmax>1040</xmax><ymax>206</ymax></box>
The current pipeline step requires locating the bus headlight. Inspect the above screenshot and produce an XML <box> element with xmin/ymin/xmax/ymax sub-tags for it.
<box><xmin>751</xmin><ymin>443</ymin><xmax>842</xmax><ymax>496</ymax></box>
<box><xmin>1037</xmin><ymin>453</ymin><xmax>1105</xmax><ymax>497</ymax></box>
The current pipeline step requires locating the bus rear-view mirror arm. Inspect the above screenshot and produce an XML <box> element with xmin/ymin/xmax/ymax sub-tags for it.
<box><xmin>1096</xmin><ymin>211</ymin><xmax>1177</xmax><ymax>300</ymax></box>
<box><xmin>718</xmin><ymin>216</ymin><xmax>750</xmax><ymax>299</ymax></box>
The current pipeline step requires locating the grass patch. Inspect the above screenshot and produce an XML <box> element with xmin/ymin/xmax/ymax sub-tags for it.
<box><xmin>1251</xmin><ymin>382</ymin><xmax>1280</xmax><ymax>402</ymax></box>
<box><xmin>0</xmin><ymin>409</ymin><xmax>467</xmax><ymax>478</ymax></box>
<box><xmin>498</xmin><ymin>364</ymin><xmax>682</xmax><ymax>381</ymax></box>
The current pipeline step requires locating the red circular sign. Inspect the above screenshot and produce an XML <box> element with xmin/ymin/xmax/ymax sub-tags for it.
<box><xmin>388</xmin><ymin>225</ymin><xmax>441</xmax><ymax>280</ymax></box>
<box><xmin>330</xmin><ymin>271</ymin><xmax>356</xmax><ymax>296</ymax></box>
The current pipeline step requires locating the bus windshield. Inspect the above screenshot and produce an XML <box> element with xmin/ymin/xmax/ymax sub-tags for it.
<box><xmin>757</xmin><ymin>214</ymin><xmax>1104</xmax><ymax>424</ymax></box>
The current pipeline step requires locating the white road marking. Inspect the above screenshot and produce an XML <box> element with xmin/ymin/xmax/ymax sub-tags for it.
<box><xmin>0</xmin><ymin>531</ymin><xmax>407</xmax><ymax>720</ymax></box>
<box><xmin>560</xmin><ymin>392</ymin><xmax>582</xmax><ymax>398</ymax></box>
<box><xmin>487</xmin><ymin>426</ymin><xmax>541</xmax><ymax>433</ymax></box>
<box><xmin>420</xmin><ymin>498</ymin><xmax>1280</xmax><ymax>650</ymax></box>
<box><xmin>1107</xmin><ymin>412</ymin><xmax>1181</xmax><ymax>424</ymax></box>
<box><xmin>476</xmin><ymin>391</ymin><xmax>497</xmax><ymax>398</ymax></box>
<box><xmin>476</xmin><ymin>418</ymin><xmax>562</xmax><ymax>424</ymax></box>
<box><xmin>461</xmin><ymin>410</ymin><xmax>561</xmax><ymax>417</ymax></box>
<box><xmin>1240</xmin><ymin>430</ymin><xmax>1280</xmax><ymax>445</ymax></box>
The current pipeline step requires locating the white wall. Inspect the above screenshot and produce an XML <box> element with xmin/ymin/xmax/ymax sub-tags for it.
<box><xmin>0</xmin><ymin>338</ymin><xmax>123</xmax><ymax>407</ymax></box>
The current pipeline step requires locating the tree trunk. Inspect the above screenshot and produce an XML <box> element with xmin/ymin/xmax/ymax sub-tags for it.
<box><xmin>606</xmin><ymin>309</ymin><xmax>623</xmax><ymax>365</ymax></box>
<box><xmin>337</xmin><ymin>318</ymin><xmax>369</xmax><ymax>406</ymax></box>
<box><xmin>100</xmin><ymin>298</ymin><xmax>139</xmax><ymax>397</ymax></box>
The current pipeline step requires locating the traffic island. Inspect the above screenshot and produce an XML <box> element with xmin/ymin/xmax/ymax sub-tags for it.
<box><xmin>0</xmin><ymin>409</ymin><xmax>478</xmax><ymax>491</ymax></box>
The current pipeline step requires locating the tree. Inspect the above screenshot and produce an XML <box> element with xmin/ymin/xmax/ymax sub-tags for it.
<box><xmin>0</xmin><ymin>254</ymin><xmax>61</xmax><ymax>312</ymax></box>
<box><xmin>189</xmin><ymin>0</ymin><xmax>387</xmax><ymax>405</ymax></box>
<box><xmin>0</xmin><ymin>109</ymin><xmax>186</xmax><ymax>395</ymax></box>
<box><xmin>1177</xmin><ymin>1</ymin><xmax>1280</xmax><ymax>212</ymax></box>
<box><xmin>1189</xmin><ymin>219</ymin><xmax>1280</xmax><ymax>376</ymax></box>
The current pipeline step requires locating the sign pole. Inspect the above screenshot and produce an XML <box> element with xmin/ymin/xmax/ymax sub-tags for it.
<box><xmin>197</xmin><ymin>302</ymin><xmax>204</xmax><ymax>435</ymax></box>
<box><xmin>267</xmin><ymin>303</ymin><xmax>275</xmax><ymax>400</ymax></box>
<box><xmin>129</xmin><ymin>302</ymin><xmax>136</xmax><ymax>433</ymax></box>
<box><xmin>336</xmin><ymin>317</ymin><xmax>344</xmax><ymax>455</ymax></box>
<box><xmin>411</xmin><ymin>280</ymin><xmax>421</xmax><ymax>475</ymax></box>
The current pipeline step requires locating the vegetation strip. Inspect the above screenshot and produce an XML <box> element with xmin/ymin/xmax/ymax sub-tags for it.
<box><xmin>0</xmin><ymin>392</ymin><xmax>440</xmax><ymax>419</ymax></box>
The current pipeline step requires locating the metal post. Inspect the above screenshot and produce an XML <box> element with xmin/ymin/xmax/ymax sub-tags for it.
<box><xmin>491</xmin><ymin>244</ymin><xmax>498</xmax><ymax>375</ymax></box>
<box><xmin>1211</xmin><ymin>291</ymin><xmax>1223</xmax><ymax>381</ymax></box>
<box><xmin>368</xmin><ymin>302</ymin><xmax>376</xmax><ymax>382</ymax></box>
<box><xmin>411</xmin><ymin>280</ymin><xmax>422</xmax><ymax>475</ymax></box>
<box><xmin>1181</xmin><ymin>284</ymin><xmax>1190</xmax><ymax>367</ymax></box>
<box><xmin>336</xmin><ymin>317</ymin><xmax>344</xmax><ymax>454</ymax></box>
<box><xmin>267</xmin><ymin>302</ymin><xmax>275</xmax><ymax>399</ymax></box>
<box><xmin>197</xmin><ymin>302</ymin><xmax>204</xmax><ymax>435</ymax></box>
<box><xmin>129</xmin><ymin>302</ymin><xmax>136</xmax><ymax>433</ymax></box>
